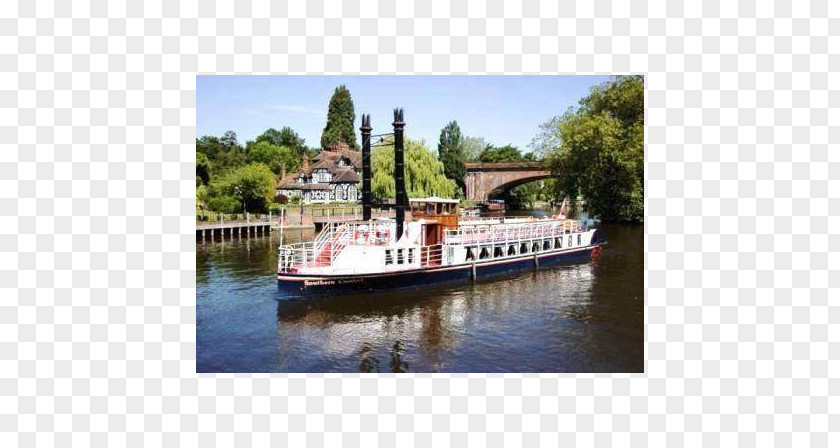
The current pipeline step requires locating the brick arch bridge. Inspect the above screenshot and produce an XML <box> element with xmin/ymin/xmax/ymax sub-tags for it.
<box><xmin>464</xmin><ymin>162</ymin><xmax>552</xmax><ymax>202</ymax></box>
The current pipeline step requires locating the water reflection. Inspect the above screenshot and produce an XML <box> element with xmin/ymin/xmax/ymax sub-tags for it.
<box><xmin>274</xmin><ymin>262</ymin><xmax>606</xmax><ymax>372</ymax></box>
<box><xmin>197</xmin><ymin>224</ymin><xmax>643</xmax><ymax>373</ymax></box>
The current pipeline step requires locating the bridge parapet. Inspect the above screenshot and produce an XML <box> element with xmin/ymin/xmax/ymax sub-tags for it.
<box><xmin>464</xmin><ymin>162</ymin><xmax>551</xmax><ymax>202</ymax></box>
<box><xmin>465</xmin><ymin>162</ymin><xmax>544</xmax><ymax>172</ymax></box>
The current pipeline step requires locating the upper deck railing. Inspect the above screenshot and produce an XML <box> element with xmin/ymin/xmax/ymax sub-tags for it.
<box><xmin>443</xmin><ymin>219</ymin><xmax>582</xmax><ymax>246</ymax></box>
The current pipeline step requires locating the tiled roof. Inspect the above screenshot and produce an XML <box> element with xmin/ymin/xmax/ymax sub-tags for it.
<box><xmin>332</xmin><ymin>168</ymin><xmax>360</xmax><ymax>183</ymax></box>
<box><xmin>276</xmin><ymin>146</ymin><xmax>362</xmax><ymax>188</ymax></box>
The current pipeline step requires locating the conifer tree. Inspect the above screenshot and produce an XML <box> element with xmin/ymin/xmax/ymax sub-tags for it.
<box><xmin>437</xmin><ymin>121</ymin><xmax>466</xmax><ymax>195</ymax></box>
<box><xmin>320</xmin><ymin>85</ymin><xmax>358</xmax><ymax>150</ymax></box>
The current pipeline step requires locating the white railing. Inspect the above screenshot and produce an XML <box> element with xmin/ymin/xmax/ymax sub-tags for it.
<box><xmin>458</xmin><ymin>215</ymin><xmax>536</xmax><ymax>226</ymax></box>
<box><xmin>443</xmin><ymin>219</ymin><xmax>581</xmax><ymax>246</ymax></box>
<box><xmin>278</xmin><ymin>220</ymin><xmax>395</xmax><ymax>272</ymax></box>
<box><xmin>278</xmin><ymin>242</ymin><xmax>317</xmax><ymax>272</ymax></box>
<box><xmin>420</xmin><ymin>244</ymin><xmax>444</xmax><ymax>267</ymax></box>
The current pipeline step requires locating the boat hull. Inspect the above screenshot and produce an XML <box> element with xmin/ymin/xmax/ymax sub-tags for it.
<box><xmin>277</xmin><ymin>244</ymin><xmax>601</xmax><ymax>298</ymax></box>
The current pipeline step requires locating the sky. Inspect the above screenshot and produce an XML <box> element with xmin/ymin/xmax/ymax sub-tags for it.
<box><xmin>196</xmin><ymin>75</ymin><xmax>610</xmax><ymax>153</ymax></box>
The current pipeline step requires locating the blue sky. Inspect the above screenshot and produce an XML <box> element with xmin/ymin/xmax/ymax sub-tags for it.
<box><xmin>197</xmin><ymin>75</ymin><xmax>610</xmax><ymax>152</ymax></box>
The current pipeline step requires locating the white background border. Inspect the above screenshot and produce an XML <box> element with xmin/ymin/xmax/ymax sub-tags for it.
<box><xmin>3</xmin><ymin>0</ymin><xmax>836</xmax><ymax>446</ymax></box>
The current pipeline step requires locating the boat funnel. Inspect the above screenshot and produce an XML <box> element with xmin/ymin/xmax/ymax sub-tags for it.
<box><xmin>393</xmin><ymin>108</ymin><xmax>406</xmax><ymax>240</ymax></box>
<box><xmin>360</xmin><ymin>114</ymin><xmax>372</xmax><ymax>221</ymax></box>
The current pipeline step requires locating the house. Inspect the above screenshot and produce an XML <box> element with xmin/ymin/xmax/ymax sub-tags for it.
<box><xmin>276</xmin><ymin>142</ymin><xmax>361</xmax><ymax>203</ymax></box>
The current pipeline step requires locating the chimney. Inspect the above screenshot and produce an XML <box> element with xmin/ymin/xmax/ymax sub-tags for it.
<box><xmin>360</xmin><ymin>114</ymin><xmax>372</xmax><ymax>221</ymax></box>
<box><xmin>393</xmin><ymin>108</ymin><xmax>406</xmax><ymax>241</ymax></box>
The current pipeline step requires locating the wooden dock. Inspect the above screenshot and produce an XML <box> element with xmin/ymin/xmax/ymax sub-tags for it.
<box><xmin>196</xmin><ymin>218</ymin><xmax>274</xmax><ymax>241</ymax></box>
<box><xmin>196</xmin><ymin>206</ymin><xmax>397</xmax><ymax>241</ymax></box>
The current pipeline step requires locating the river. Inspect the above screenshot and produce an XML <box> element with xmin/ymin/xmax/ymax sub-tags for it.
<box><xmin>196</xmin><ymin>223</ymin><xmax>644</xmax><ymax>373</ymax></box>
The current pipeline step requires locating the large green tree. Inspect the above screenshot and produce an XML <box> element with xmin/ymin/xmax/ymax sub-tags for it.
<box><xmin>372</xmin><ymin>138</ymin><xmax>457</xmax><ymax>200</ymax></box>
<box><xmin>197</xmin><ymin>133</ymin><xmax>245</xmax><ymax>173</ymax></box>
<box><xmin>320</xmin><ymin>85</ymin><xmax>358</xmax><ymax>149</ymax></box>
<box><xmin>478</xmin><ymin>144</ymin><xmax>523</xmax><ymax>163</ymax></box>
<box><xmin>437</xmin><ymin>121</ymin><xmax>466</xmax><ymax>195</ymax></box>
<box><xmin>246</xmin><ymin>141</ymin><xmax>300</xmax><ymax>175</ymax></box>
<box><xmin>541</xmin><ymin>75</ymin><xmax>644</xmax><ymax>223</ymax></box>
<box><xmin>209</xmin><ymin>163</ymin><xmax>277</xmax><ymax>214</ymax></box>
<box><xmin>256</xmin><ymin>126</ymin><xmax>308</xmax><ymax>157</ymax></box>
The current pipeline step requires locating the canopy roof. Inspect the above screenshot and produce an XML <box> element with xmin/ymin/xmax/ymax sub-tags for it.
<box><xmin>408</xmin><ymin>197</ymin><xmax>459</xmax><ymax>204</ymax></box>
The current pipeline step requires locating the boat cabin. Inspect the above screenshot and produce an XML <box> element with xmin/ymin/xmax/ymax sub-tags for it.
<box><xmin>408</xmin><ymin>197</ymin><xmax>459</xmax><ymax>265</ymax></box>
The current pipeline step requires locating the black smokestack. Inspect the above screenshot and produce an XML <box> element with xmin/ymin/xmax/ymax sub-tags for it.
<box><xmin>393</xmin><ymin>108</ymin><xmax>406</xmax><ymax>241</ymax></box>
<box><xmin>360</xmin><ymin>114</ymin><xmax>372</xmax><ymax>221</ymax></box>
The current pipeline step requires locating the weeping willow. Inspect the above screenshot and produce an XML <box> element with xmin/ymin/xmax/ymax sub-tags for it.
<box><xmin>371</xmin><ymin>138</ymin><xmax>457</xmax><ymax>200</ymax></box>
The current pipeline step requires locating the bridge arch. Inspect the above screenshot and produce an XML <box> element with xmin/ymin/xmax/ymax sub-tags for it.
<box><xmin>485</xmin><ymin>174</ymin><xmax>553</xmax><ymax>199</ymax></box>
<box><xmin>464</xmin><ymin>162</ymin><xmax>552</xmax><ymax>202</ymax></box>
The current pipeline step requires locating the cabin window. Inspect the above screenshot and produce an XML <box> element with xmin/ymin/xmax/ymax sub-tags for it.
<box><xmin>408</xmin><ymin>248</ymin><xmax>414</xmax><ymax>264</ymax></box>
<box><xmin>532</xmin><ymin>242</ymin><xmax>540</xmax><ymax>253</ymax></box>
<box><xmin>466</xmin><ymin>247</ymin><xmax>475</xmax><ymax>261</ymax></box>
<box><xmin>555</xmin><ymin>237</ymin><xmax>562</xmax><ymax>249</ymax></box>
<box><xmin>494</xmin><ymin>247</ymin><xmax>503</xmax><ymax>258</ymax></box>
<box><xmin>479</xmin><ymin>247</ymin><xmax>490</xmax><ymax>260</ymax></box>
<box><xmin>397</xmin><ymin>249</ymin><xmax>404</xmax><ymax>264</ymax></box>
<box><xmin>385</xmin><ymin>250</ymin><xmax>393</xmax><ymax>265</ymax></box>
<box><xmin>543</xmin><ymin>240</ymin><xmax>550</xmax><ymax>251</ymax></box>
<box><xmin>578</xmin><ymin>234</ymin><xmax>582</xmax><ymax>246</ymax></box>
<box><xmin>568</xmin><ymin>235</ymin><xmax>573</xmax><ymax>247</ymax></box>
<box><xmin>508</xmin><ymin>245</ymin><xmax>516</xmax><ymax>256</ymax></box>
<box><xmin>520</xmin><ymin>243</ymin><xmax>528</xmax><ymax>254</ymax></box>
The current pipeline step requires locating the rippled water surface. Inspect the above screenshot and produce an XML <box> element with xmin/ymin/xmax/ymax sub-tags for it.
<box><xmin>197</xmin><ymin>224</ymin><xmax>644</xmax><ymax>372</ymax></box>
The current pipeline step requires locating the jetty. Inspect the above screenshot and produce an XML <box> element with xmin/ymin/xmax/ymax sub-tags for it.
<box><xmin>196</xmin><ymin>206</ymin><xmax>395</xmax><ymax>241</ymax></box>
<box><xmin>196</xmin><ymin>216</ymin><xmax>275</xmax><ymax>241</ymax></box>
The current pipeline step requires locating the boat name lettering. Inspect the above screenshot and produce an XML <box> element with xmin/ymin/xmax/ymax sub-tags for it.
<box><xmin>304</xmin><ymin>279</ymin><xmax>336</xmax><ymax>286</ymax></box>
<box><xmin>303</xmin><ymin>278</ymin><xmax>363</xmax><ymax>287</ymax></box>
<box><xmin>338</xmin><ymin>278</ymin><xmax>363</xmax><ymax>285</ymax></box>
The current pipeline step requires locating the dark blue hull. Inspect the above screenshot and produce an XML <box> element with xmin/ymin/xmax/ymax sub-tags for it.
<box><xmin>277</xmin><ymin>245</ymin><xmax>601</xmax><ymax>299</ymax></box>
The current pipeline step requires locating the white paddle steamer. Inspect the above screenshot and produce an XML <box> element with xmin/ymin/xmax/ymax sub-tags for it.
<box><xmin>277</xmin><ymin>109</ymin><xmax>605</xmax><ymax>297</ymax></box>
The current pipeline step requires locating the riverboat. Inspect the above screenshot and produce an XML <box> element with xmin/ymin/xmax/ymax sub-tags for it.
<box><xmin>479</xmin><ymin>199</ymin><xmax>506</xmax><ymax>213</ymax></box>
<box><xmin>276</xmin><ymin>109</ymin><xmax>605</xmax><ymax>297</ymax></box>
<box><xmin>277</xmin><ymin>197</ymin><xmax>605</xmax><ymax>297</ymax></box>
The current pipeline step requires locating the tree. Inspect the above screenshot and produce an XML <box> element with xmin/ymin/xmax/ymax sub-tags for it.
<box><xmin>540</xmin><ymin>75</ymin><xmax>644</xmax><ymax>223</ymax></box>
<box><xmin>220</xmin><ymin>130</ymin><xmax>238</xmax><ymax>149</ymax></box>
<box><xmin>372</xmin><ymin>138</ymin><xmax>457</xmax><ymax>200</ymax></box>
<box><xmin>256</xmin><ymin>126</ymin><xmax>308</xmax><ymax>157</ymax></box>
<box><xmin>196</xmin><ymin>184</ymin><xmax>210</xmax><ymax>210</ymax></box>
<box><xmin>320</xmin><ymin>85</ymin><xmax>358</xmax><ymax>149</ymax></box>
<box><xmin>462</xmin><ymin>136</ymin><xmax>490</xmax><ymax>161</ymax></box>
<box><xmin>529</xmin><ymin>116</ymin><xmax>564</xmax><ymax>160</ymax></box>
<box><xmin>478</xmin><ymin>144</ymin><xmax>523</xmax><ymax>163</ymax></box>
<box><xmin>197</xmin><ymin>134</ymin><xmax>245</xmax><ymax>173</ymax></box>
<box><xmin>437</xmin><ymin>121</ymin><xmax>466</xmax><ymax>195</ymax></box>
<box><xmin>210</xmin><ymin>163</ymin><xmax>277</xmax><ymax>213</ymax></box>
<box><xmin>196</xmin><ymin>135</ymin><xmax>223</xmax><ymax>159</ymax></box>
<box><xmin>506</xmin><ymin>182</ymin><xmax>540</xmax><ymax>210</ymax></box>
<box><xmin>246</xmin><ymin>141</ymin><xmax>300</xmax><ymax>175</ymax></box>
<box><xmin>196</xmin><ymin>151</ymin><xmax>211</xmax><ymax>186</ymax></box>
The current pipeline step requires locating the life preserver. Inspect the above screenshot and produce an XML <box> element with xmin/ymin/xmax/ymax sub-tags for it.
<box><xmin>590</xmin><ymin>246</ymin><xmax>602</xmax><ymax>260</ymax></box>
<box><xmin>354</xmin><ymin>229</ymin><xmax>367</xmax><ymax>244</ymax></box>
<box><xmin>375</xmin><ymin>227</ymin><xmax>390</xmax><ymax>244</ymax></box>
